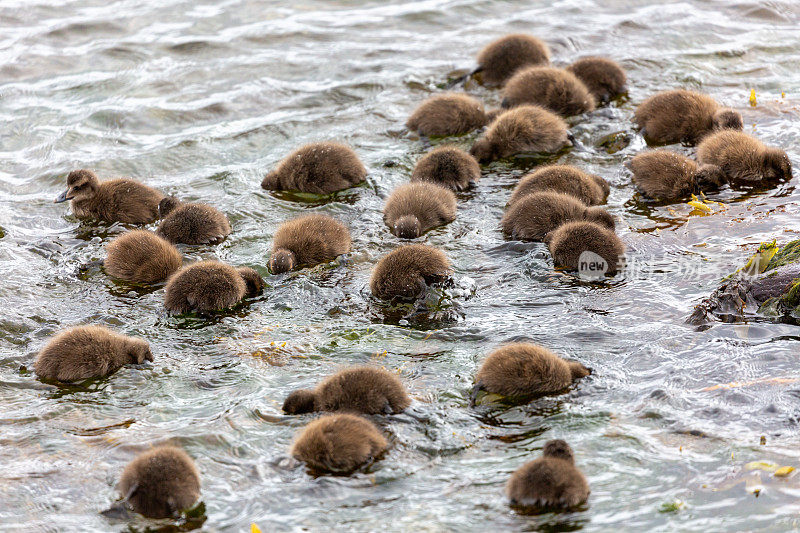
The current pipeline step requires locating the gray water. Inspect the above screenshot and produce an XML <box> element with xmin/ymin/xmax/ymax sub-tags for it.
<box><xmin>2</xmin><ymin>0</ymin><xmax>800</xmax><ymax>531</ymax></box>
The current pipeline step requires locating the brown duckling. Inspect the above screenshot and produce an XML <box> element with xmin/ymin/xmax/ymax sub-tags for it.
<box><xmin>118</xmin><ymin>446</ymin><xmax>201</xmax><ymax>519</ymax></box>
<box><xmin>501</xmin><ymin>192</ymin><xmax>614</xmax><ymax>242</ymax></box>
<box><xmin>291</xmin><ymin>413</ymin><xmax>387</xmax><ymax>474</ymax></box>
<box><xmin>471</xmin><ymin>343</ymin><xmax>589</xmax><ymax>404</ymax></box>
<box><xmin>475</xmin><ymin>34</ymin><xmax>550</xmax><ymax>86</ymax></box>
<box><xmin>156</xmin><ymin>197</ymin><xmax>231</xmax><ymax>245</ymax></box>
<box><xmin>506</xmin><ymin>439</ymin><xmax>590</xmax><ymax>510</ymax></box>
<box><xmin>269</xmin><ymin>214</ymin><xmax>351</xmax><ymax>274</ymax></box>
<box><xmin>104</xmin><ymin>230</ymin><xmax>182</xmax><ymax>284</ymax></box>
<box><xmin>34</xmin><ymin>325</ymin><xmax>153</xmax><ymax>382</ymax></box>
<box><xmin>697</xmin><ymin>130</ymin><xmax>793</xmax><ymax>182</ymax></box>
<box><xmin>164</xmin><ymin>260</ymin><xmax>264</xmax><ymax>314</ymax></box>
<box><xmin>283</xmin><ymin>366</ymin><xmax>411</xmax><ymax>415</ymax></box>
<box><xmin>383</xmin><ymin>182</ymin><xmax>456</xmax><ymax>239</ymax></box>
<box><xmin>509</xmin><ymin>165</ymin><xmax>610</xmax><ymax>206</ymax></box>
<box><xmin>406</xmin><ymin>93</ymin><xmax>488</xmax><ymax>137</ymax></box>
<box><xmin>502</xmin><ymin>66</ymin><xmax>596</xmax><ymax>116</ymax></box>
<box><xmin>628</xmin><ymin>150</ymin><xmax>726</xmax><ymax>199</ymax></box>
<box><xmin>411</xmin><ymin>146</ymin><xmax>481</xmax><ymax>191</ymax></box>
<box><xmin>54</xmin><ymin>169</ymin><xmax>164</xmax><ymax>224</ymax></box>
<box><xmin>547</xmin><ymin>221</ymin><xmax>625</xmax><ymax>275</ymax></box>
<box><xmin>565</xmin><ymin>57</ymin><xmax>627</xmax><ymax>104</ymax></box>
<box><xmin>470</xmin><ymin>105</ymin><xmax>569</xmax><ymax>164</ymax></box>
<box><xmin>261</xmin><ymin>142</ymin><xmax>367</xmax><ymax>194</ymax></box>
<box><xmin>370</xmin><ymin>244</ymin><xmax>452</xmax><ymax>300</ymax></box>
<box><xmin>634</xmin><ymin>89</ymin><xmax>743</xmax><ymax>145</ymax></box>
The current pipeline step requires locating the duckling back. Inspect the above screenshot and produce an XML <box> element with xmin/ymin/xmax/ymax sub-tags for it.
<box><xmin>261</xmin><ymin>142</ymin><xmax>367</xmax><ymax>194</ymax></box>
<box><xmin>383</xmin><ymin>182</ymin><xmax>456</xmax><ymax>239</ymax></box>
<box><xmin>164</xmin><ymin>260</ymin><xmax>262</xmax><ymax>314</ymax></box>
<box><xmin>406</xmin><ymin>93</ymin><xmax>488</xmax><ymax>137</ymax></box>
<box><xmin>509</xmin><ymin>165</ymin><xmax>609</xmax><ymax>206</ymax></box>
<box><xmin>315</xmin><ymin>367</ymin><xmax>411</xmax><ymax>414</ymax></box>
<box><xmin>291</xmin><ymin>413</ymin><xmax>387</xmax><ymax>474</ymax></box>
<box><xmin>57</xmin><ymin>169</ymin><xmax>164</xmax><ymax>224</ymax></box>
<box><xmin>269</xmin><ymin>214</ymin><xmax>351</xmax><ymax>273</ymax></box>
<box><xmin>547</xmin><ymin>221</ymin><xmax>625</xmax><ymax>275</ymax></box>
<box><xmin>370</xmin><ymin>244</ymin><xmax>452</xmax><ymax>300</ymax></box>
<box><xmin>105</xmin><ymin>230</ymin><xmax>182</xmax><ymax>284</ymax></box>
<box><xmin>501</xmin><ymin>191</ymin><xmax>613</xmax><ymax>242</ymax></box>
<box><xmin>565</xmin><ymin>57</ymin><xmax>627</xmax><ymax>104</ymax></box>
<box><xmin>506</xmin><ymin>439</ymin><xmax>589</xmax><ymax>509</ymax></box>
<box><xmin>411</xmin><ymin>146</ymin><xmax>481</xmax><ymax>191</ymax></box>
<box><xmin>476</xmin><ymin>34</ymin><xmax>550</xmax><ymax>86</ymax></box>
<box><xmin>156</xmin><ymin>199</ymin><xmax>231</xmax><ymax>245</ymax></box>
<box><xmin>697</xmin><ymin>130</ymin><xmax>792</xmax><ymax>182</ymax></box>
<box><xmin>470</xmin><ymin>105</ymin><xmax>569</xmax><ymax>163</ymax></box>
<box><xmin>502</xmin><ymin>66</ymin><xmax>595</xmax><ymax>116</ymax></box>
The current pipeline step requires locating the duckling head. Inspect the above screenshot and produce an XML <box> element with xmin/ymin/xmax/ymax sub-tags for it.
<box><xmin>283</xmin><ymin>389</ymin><xmax>318</xmax><ymax>414</ymax></box>
<box><xmin>394</xmin><ymin>215</ymin><xmax>421</xmax><ymax>239</ymax></box>
<box><xmin>762</xmin><ymin>148</ymin><xmax>793</xmax><ymax>181</ymax></box>
<box><xmin>158</xmin><ymin>196</ymin><xmax>180</xmax><ymax>218</ymax></box>
<box><xmin>237</xmin><ymin>267</ymin><xmax>265</xmax><ymax>297</ymax></box>
<box><xmin>583</xmin><ymin>207</ymin><xmax>615</xmax><ymax>231</ymax></box>
<box><xmin>712</xmin><ymin>108</ymin><xmax>743</xmax><ymax>132</ymax></box>
<box><xmin>128</xmin><ymin>338</ymin><xmax>154</xmax><ymax>364</ymax></box>
<box><xmin>542</xmin><ymin>439</ymin><xmax>574</xmax><ymax>463</ymax></box>
<box><xmin>568</xmin><ymin>361</ymin><xmax>591</xmax><ymax>380</ymax></box>
<box><xmin>55</xmin><ymin>169</ymin><xmax>99</xmax><ymax>203</ymax></box>
<box><xmin>269</xmin><ymin>249</ymin><xmax>296</xmax><ymax>274</ymax></box>
<box><xmin>469</xmin><ymin>139</ymin><xmax>498</xmax><ymax>164</ymax></box>
<box><xmin>694</xmin><ymin>164</ymin><xmax>727</xmax><ymax>190</ymax></box>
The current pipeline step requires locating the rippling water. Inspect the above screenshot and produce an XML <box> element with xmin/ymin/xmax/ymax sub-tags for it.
<box><xmin>2</xmin><ymin>0</ymin><xmax>800</xmax><ymax>531</ymax></box>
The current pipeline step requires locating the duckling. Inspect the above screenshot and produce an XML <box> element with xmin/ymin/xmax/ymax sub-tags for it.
<box><xmin>54</xmin><ymin>169</ymin><xmax>164</xmax><ymax>224</ymax></box>
<box><xmin>104</xmin><ymin>230</ymin><xmax>182</xmax><ymax>284</ymax></box>
<box><xmin>370</xmin><ymin>244</ymin><xmax>452</xmax><ymax>300</ymax></box>
<box><xmin>475</xmin><ymin>34</ymin><xmax>550</xmax><ymax>86</ymax></box>
<box><xmin>471</xmin><ymin>343</ymin><xmax>589</xmax><ymax>404</ymax></box>
<box><xmin>291</xmin><ymin>413</ymin><xmax>387</xmax><ymax>474</ymax></box>
<box><xmin>565</xmin><ymin>57</ymin><xmax>627</xmax><ymax>104</ymax></box>
<box><xmin>697</xmin><ymin>130</ymin><xmax>793</xmax><ymax>182</ymax></box>
<box><xmin>470</xmin><ymin>105</ymin><xmax>569</xmax><ymax>164</ymax></box>
<box><xmin>508</xmin><ymin>165</ymin><xmax>610</xmax><ymax>206</ymax></box>
<box><xmin>283</xmin><ymin>366</ymin><xmax>411</xmax><ymax>415</ymax></box>
<box><xmin>164</xmin><ymin>261</ymin><xmax>264</xmax><ymax>314</ymax></box>
<box><xmin>118</xmin><ymin>446</ymin><xmax>201</xmax><ymax>519</ymax></box>
<box><xmin>547</xmin><ymin>221</ymin><xmax>625</xmax><ymax>274</ymax></box>
<box><xmin>406</xmin><ymin>93</ymin><xmax>488</xmax><ymax>137</ymax></box>
<box><xmin>634</xmin><ymin>89</ymin><xmax>743</xmax><ymax>145</ymax></box>
<box><xmin>261</xmin><ymin>142</ymin><xmax>367</xmax><ymax>194</ymax></box>
<box><xmin>411</xmin><ymin>146</ymin><xmax>481</xmax><ymax>191</ymax></box>
<box><xmin>155</xmin><ymin>197</ymin><xmax>231</xmax><ymax>245</ymax></box>
<box><xmin>383</xmin><ymin>182</ymin><xmax>456</xmax><ymax>239</ymax></box>
<box><xmin>502</xmin><ymin>66</ymin><xmax>595</xmax><ymax>116</ymax></box>
<box><xmin>33</xmin><ymin>325</ymin><xmax>153</xmax><ymax>382</ymax></box>
<box><xmin>501</xmin><ymin>192</ymin><xmax>614</xmax><ymax>242</ymax></box>
<box><xmin>628</xmin><ymin>150</ymin><xmax>727</xmax><ymax>199</ymax></box>
<box><xmin>506</xmin><ymin>439</ymin><xmax>590</xmax><ymax>510</ymax></box>
<box><xmin>269</xmin><ymin>214</ymin><xmax>351</xmax><ymax>274</ymax></box>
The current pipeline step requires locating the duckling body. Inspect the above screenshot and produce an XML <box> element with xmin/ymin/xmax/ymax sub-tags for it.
<box><xmin>501</xmin><ymin>192</ymin><xmax>614</xmax><ymax>242</ymax></box>
<box><xmin>370</xmin><ymin>244</ymin><xmax>452</xmax><ymax>300</ymax></box>
<box><xmin>470</xmin><ymin>105</ymin><xmax>569</xmax><ymax>163</ymax></box>
<box><xmin>411</xmin><ymin>146</ymin><xmax>481</xmax><ymax>191</ymax></box>
<box><xmin>507</xmin><ymin>439</ymin><xmax>589</xmax><ymax>509</ymax></box>
<box><xmin>509</xmin><ymin>165</ymin><xmax>609</xmax><ymax>206</ymax></box>
<box><xmin>291</xmin><ymin>413</ymin><xmax>387</xmax><ymax>474</ymax></box>
<box><xmin>502</xmin><ymin>66</ymin><xmax>595</xmax><ymax>116</ymax></box>
<box><xmin>565</xmin><ymin>57</ymin><xmax>627</xmax><ymax>104</ymax></box>
<box><xmin>697</xmin><ymin>130</ymin><xmax>793</xmax><ymax>182</ymax></box>
<box><xmin>164</xmin><ymin>261</ymin><xmax>264</xmax><ymax>314</ymax></box>
<box><xmin>269</xmin><ymin>214</ymin><xmax>351</xmax><ymax>274</ymax></box>
<box><xmin>547</xmin><ymin>221</ymin><xmax>625</xmax><ymax>274</ymax></box>
<box><xmin>406</xmin><ymin>93</ymin><xmax>488</xmax><ymax>137</ymax></box>
<box><xmin>476</xmin><ymin>34</ymin><xmax>550</xmax><ymax>86</ymax></box>
<box><xmin>261</xmin><ymin>142</ymin><xmax>367</xmax><ymax>194</ymax></box>
<box><xmin>384</xmin><ymin>182</ymin><xmax>456</xmax><ymax>239</ymax></box>
<box><xmin>156</xmin><ymin>198</ymin><xmax>231</xmax><ymax>245</ymax></box>
<box><xmin>34</xmin><ymin>325</ymin><xmax>152</xmax><ymax>382</ymax></box>
<box><xmin>105</xmin><ymin>230</ymin><xmax>182</xmax><ymax>284</ymax></box>
<box><xmin>628</xmin><ymin>150</ymin><xmax>726</xmax><ymax>199</ymax></box>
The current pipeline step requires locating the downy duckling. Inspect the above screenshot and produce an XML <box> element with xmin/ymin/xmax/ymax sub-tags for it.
<box><xmin>411</xmin><ymin>146</ymin><xmax>481</xmax><ymax>191</ymax></box>
<box><xmin>291</xmin><ymin>413</ymin><xmax>387</xmax><ymax>474</ymax></box>
<box><xmin>283</xmin><ymin>366</ymin><xmax>411</xmax><ymax>415</ymax></box>
<box><xmin>470</xmin><ymin>105</ymin><xmax>569</xmax><ymax>164</ymax></box>
<box><xmin>501</xmin><ymin>192</ymin><xmax>614</xmax><ymax>242</ymax></box>
<box><xmin>628</xmin><ymin>150</ymin><xmax>726</xmax><ymax>199</ymax></box>
<box><xmin>502</xmin><ymin>66</ymin><xmax>596</xmax><ymax>116</ymax></box>
<box><xmin>269</xmin><ymin>214</ymin><xmax>351</xmax><ymax>274</ymax></box>
<box><xmin>34</xmin><ymin>325</ymin><xmax>152</xmax><ymax>382</ymax></box>
<box><xmin>383</xmin><ymin>182</ymin><xmax>456</xmax><ymax>239</ymax></box>
<box><xmin>547</xmin><ymin>221</ymin><xmax>625</xmax><ymax>274</ymax></box>
<box><xmin>104</xmin><ymin>230</ymin><xmax>182</xmax><ymax>284</ymax></box>
<box><xmin>406</xmin><ymin>93</ymin><xmax>488</xmax><ymax>137</ymax></box>
<box><xmin>565</xmin><ymin>57</ymin><xmax>627</xmax><ymax>104</ymax></box>
<box><xmin>634</xmin><ymin>89</ymin><xmax>743</xmax><ymax>145</ymax></box>
<box><xmin>54</xmin><ymin>169</ymin><xmax>164</xmax><ymax>224</ymax></box>
<box><xmin>475</xmin><ymin>34</ymin><xmax>550</xmax><ymax>86</ymax></box>
<box><xmin>261</xmin><ymin>142</ymin><xmax>367</xmax><ymax>194</ymax></box>
<box><xmin>370</xmin><ymin>244</ymin><xmax>452</xmax><ymax>300</ymax></box>
<box><xmin>156</xmin><ymin>197</ymin><xmax>231</xmax><ymax>245</ymax></box>
<box><xmin>509</xmin><ymin>165</ymin><xmax>610</xmax><ymax>206</ymax></box>
<box><xmin>506</xmin><ymin>439</ymin><xmax>590</xmax><ymax>510</ymax></box>
<box><xmin>164</xmin><ymin>261</ymin><xmax>264</xmax><ymax>314</ymax></box>
<box><xmin>697</xmin><ymin>130</ymin><xmax>793</xmax><ymax>182</ymax></box>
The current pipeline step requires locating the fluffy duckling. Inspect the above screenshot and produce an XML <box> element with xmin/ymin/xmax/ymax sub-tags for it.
<box><xmin>411</xmin><ymin>146</ymin><xmax>481</xmax><ymax>191</ymax></box>
<box><xmin>156</xmin><ymin>197</ymin><xmax>231</xmax><ymax>245</ymax></box>
<box><xmin>269</xmin><ymin>214</ymin><xmax>351</xmax><ymax>274</ymax></box>
<box><xmin>508</xmin><ymin>165</ymin><xmax>610</xmax><ymax>206</ymax></box>
<box><xmin>283</xmin><ymin>366</ymin><xmax>411</xmax><ymax>415</ymax></box>
<box><xmin>261</xmin><ymin>142</ymin><xmax>367</xmax><ymax>194</ymax></box>
<box><xmin>547</xmin><ymin>221</ymin><xmax>625</xmax><ymax>275</ymax></box>
<box><xmin>118</xmin><ymin>446</ymin><xmax>201</xmax><ymax>519</ymax></box>
<box><xmin>507</xmin><ymin>439</ymin><xmax>590</xmax><ymax>510</ymax></box>
<box><xmin>406</xmin><ymin>93</ymin><xmax>488</xmax><ymax>137</ymax></box>
<box><xmin>54</xmin><ymin>169</ymin><xmax>164</xmax><ymax>224</ymax></box>
<box><xmin>164</xmin><ymin>260</ymin><xmax>264</xmax><ymax>314</ymax></box>
<box><xmin>502</xmin><ymin>66</ymin><xmax>596</xmax><ymax>116</ymax></box>
<box><xmin>634</xmin><ymin>89</ymin><xmax>743</xmax><ymax>144</ymax></box>
<box><xmin>628</xmin><ymin>150</ymin><xmax>726</xmax><ymax>199</ymax></box>
<box><xmin>383</xmin><ymin>182</ymin><xmax>456</xmax><ymax>239</ymax></box>
<box><xmin>291</xmin><ymin>413</ymin><xmax>387</xmax><ymax>474</ymax></box>
<box><xmin>697</xmin><ymin>130</ymin><xmax>793</xmax><ymax>182</ymax></box>
<box><xmin>470</xmin><ymin>105</ymin><xmax>569</xmax><ymax>164</ymax></box>
<box><xmin>370</xmin><ymin>244</ymin><xmax>452</xmax><ymax>300</ymax></box>
<box><xmin>565</xmin><ymin>57</ymin><xmax>627</xmax><ymax>104</ymax></box>
<box><xmin>501</xmin><ymin>192</ymin><xmax>614</xmax><ymax>242</ymax></box>
<box><xmin>471</xmin><ymin>343</ymin><xmax>589</xmax><ymax>404</ymax></box>
<box><xmin>34</xmin><ymin>325</ymin><xmax>152</xmax><ymax>382</ymax></box>
<box><xmin>105</xmin><ymin>230</ymin><xmax>182</xmax><ymax>284</ymax></box>
<box><xmin>475</xmin><ymin>34</ymin><xmax>550</xmax><ymax>86</ymax></box>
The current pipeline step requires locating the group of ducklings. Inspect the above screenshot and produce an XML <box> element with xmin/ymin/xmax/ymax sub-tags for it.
<box><xmin>35</xmin><ymin>31</ymin><xmax>795</xmax><ymax>521</ymax></box>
